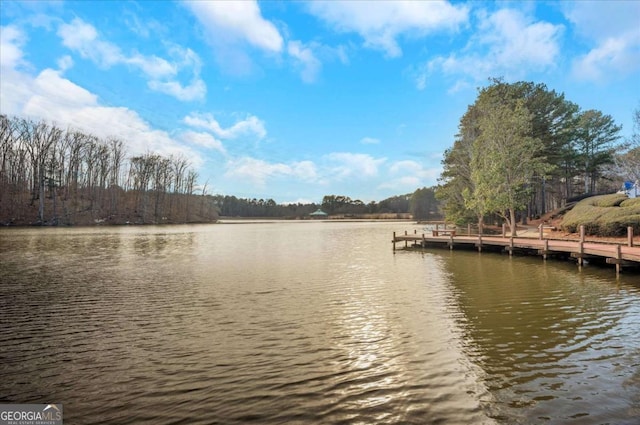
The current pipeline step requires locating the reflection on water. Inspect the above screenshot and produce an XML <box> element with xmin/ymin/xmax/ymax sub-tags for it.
<box><xmin>1</xmin><ymin>223</ymin><xmax>639</xmax><ymax>424</ymax></box>
<box><xmin>439</xmin><ymin>251</ymin><xmax>640</xmax><ymax>423</ymax></box>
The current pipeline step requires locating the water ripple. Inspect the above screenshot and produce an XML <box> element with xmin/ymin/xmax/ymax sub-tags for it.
<box><xmin>2</xmin><ymin>224</ymin><xmax>639</xmax><ymax>424</ymax></box>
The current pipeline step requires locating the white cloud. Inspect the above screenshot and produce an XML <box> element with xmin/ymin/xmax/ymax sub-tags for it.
<box><xmin>0</xmin><ymin>30</ymin><xmax>207</xmax><ymax>171</ymax></box>
<box><xmin>378</xmin><ymin>175</ymin><xmax>422</xmax><ymax>190</ymax></box>
<box><xmin>224</xmin><ymin>157</ymin><xmax>317</xmax><ymax>186</ymax></box>
<box><xmin>564</xmin><ymin>2</ymin><xmax>640</xmax><ymax>81</ymax></box>
<box><xmin>27</xmin><ymin>68</ymin><xmax>97</xmax><ymax>109</ymax></box>
<box><xmin>56</xmin><ymin>17</ymin><xmax>205</xmax><ymax>101</ymax></box>
<box><xmin>291</xmin><ymin>160</ymin><xmax>318</xmax><ymax>181</ymax></box>
<box><xmin>151</xmin><ymin>45</ymin><xmax>206</xmax><ymax>101</ymax></box>
<box><xmin>0</xmin><ymin>23</ymin><xmax>54</xmax><ymax>114</ymax></box>
<box><xmin>422</xmin><ymin>8</ymin><xmax>563</xmax><ymax>88</ymax></box>
<box><xmin>446</xmin><ymin>79</ymin><xmax>472</xmax><ymax>94</ymax></box>
<box><xmin>181</xmin><ymin>130</ymin><xmax>226</xmax><ymax>154</ymax></box>
<box><xmin>0</xmin><ymin>60</ymin><xmax>201</xmax><ymax>167</ymax></box>
<box><xmin>223</xmin><ymin>153</ymin><xmax>390</xmax><ymax>190</ymax></box>
<box><xmin>182</xmin><ymin>1</ymin><xmax>341</xmax><ymax>82</ymax></box>
<box><xmin>314</xmin><ymin>43</ymin><xmax>350</xmax><ymax>66</ymax></box>
<box><xmin>183</xmin><ymin>112</ymin><xmax>266</xmax><ymax>140</ymax></box>
<box><xmin>183</xmin><ymin>0</ymin><xmax>283</xmax><ymax>75</ymax></box>
<box><xmin>184</xmin><ymin>0</ymin><xmax>283</xmax><ymax>53</ymax></box>
<box><xmin>572</xmin><ymin>37</ymin><xmax>638</xmax><ymax>82</ymax></box>
<box><xmin>58</xmin><ymin>18</ymin><xmax>121</xmax><ymax>68</ymax></box>
<box><xmin>307</xmin><ymin>1</ymin><xmax>469</xmax><ymax>57</ymax></box>
<box><xmin>24</xmin><ymin>71</ymin><xmax>198</xmax><ymax>160</ymax></box>
<box><xmin>124</xmin><ymin>10</ymin><xmax>165</xmax><ymax>39</ymax></box>
<box><xmin>57</xmin><ymin>17</ymin><xmax>98</xmax><ymax>49</ymax></box>
<box><xmin>286</xmin><ymin>39</ymin><xmax>351</xmax><ymax>83</ymax></box>
<box><xmin>288</xmin><ymin>40</ymin><xmax>321</xmax><ymax>83</ymax></box>
<box><xmin>0</xmin><ymin>25</ymin><xmax>27</xmax><ymax>70</ymax></box>
<box><xmin>477</xmin><ymin>9</ymin><xmax>561</xmax><ymax>70</ymax></box>
<box><xmin>324</xmin><ymin>152</ymin><xmax>386</xmax><ymax>179</ymax></box>
<box><xmin>126</xmin><ymin>53</ymin><xmax>176</xmax><ymax>79</ymax></box>
<box><xmin>56</xmin><ymin>55</ymin><xmax>73</xmax><ymax>71</ymax></box>
<box><xmin>360</xmin><ymin>137</ymin><xmax>380</xmax><ymax>145</ymax></box>
<box><xmin>563</xmin><ymin>1</ymin><xmax>640</xmax><ymax>42</ymax></box>
<box><xmin>380</xmin><ymin>160</ymin><xmax>440</xmax><ymax>191</ymax></box>
<box><xmin>389</xmin><ymin>160</ymin><xmax>423</xmax><ymax>175</ymax></box>
<box><xmin>148</xmin><ymin>79</ymin><xmax>207</xmax><ymax>102</ymax></box>
<box><xmin>414</xmin><ymin>69</ymin><xmax>428</xmax><ymax>91</ymax></box>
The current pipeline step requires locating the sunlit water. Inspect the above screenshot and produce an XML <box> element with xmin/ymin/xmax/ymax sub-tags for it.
<box><xmin>1</xmin><ymin>222</ymin><xmax>639</xmax><ymax>424</ymax></box>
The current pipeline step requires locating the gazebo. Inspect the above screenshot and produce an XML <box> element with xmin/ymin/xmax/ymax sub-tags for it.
<box><xmin>309</xmin><ymin>209</ymin><xmax>328</xmax><ymax>219</ymax></box>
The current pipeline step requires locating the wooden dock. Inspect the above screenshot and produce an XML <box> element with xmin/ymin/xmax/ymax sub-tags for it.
<box><xmin>392</xmin><ymin>228</ymin><xmax>640</xmax><ymax>275</ymax></box>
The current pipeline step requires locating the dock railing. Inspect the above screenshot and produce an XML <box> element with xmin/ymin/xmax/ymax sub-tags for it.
<box><xmin>421</xmin><ymin>222</ymin><xmax>480</xmax><ymax>237</ymax></box>
<box><xmin>418</xmin><ymin>222</ymin><xmax>636</xmax><ymax>246</ymax></box>
<box><xmin>394</xmin><ymin>224</ymin><xmax>639</xmax><ymax>275</ymax></box>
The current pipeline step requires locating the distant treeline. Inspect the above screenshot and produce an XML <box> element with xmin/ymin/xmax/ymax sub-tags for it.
<box><xmin>212</xmin><ymin>188</ymin><xmax>441</xmax><ymax>220</ymax></box>
<box><xmin>0</xmin><ymin>115</ymin><xmax>217</xmax><ymax>225</ymax></box>
<box><xmin>1</xmin><ymin>114</ymin><xmax>443</xmax><ymax>226</ymax></box>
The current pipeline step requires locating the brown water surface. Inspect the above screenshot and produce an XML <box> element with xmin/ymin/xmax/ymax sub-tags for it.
<box><xmin>1</xmin><ymin>222</ymin><xmax>638</xmax><ymax>424</ymax></box>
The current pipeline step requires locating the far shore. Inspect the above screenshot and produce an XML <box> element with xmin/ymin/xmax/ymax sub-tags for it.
<box><xmin>2</xmin><ymin>219</ymin><xmax>635</xmax><ymax>246</ymax></box>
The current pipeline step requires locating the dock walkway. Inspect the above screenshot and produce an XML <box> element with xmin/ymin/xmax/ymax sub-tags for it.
<box><xmin>393</xmin><ymin>229</ymin><xmax>640</xmax><ymax>274</ymax></box>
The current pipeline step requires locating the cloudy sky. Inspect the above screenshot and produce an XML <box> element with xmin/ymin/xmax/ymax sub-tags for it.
<box><xmin>1</xmin><ymin>1</ymin><xmax>639</xmax><ymax>203</ymax></box>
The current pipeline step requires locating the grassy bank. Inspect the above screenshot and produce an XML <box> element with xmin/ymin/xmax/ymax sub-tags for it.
<box><xmin>560</xmin><ymin>194</ymin><xmax>640</xmax><ymax>236</ymax></box>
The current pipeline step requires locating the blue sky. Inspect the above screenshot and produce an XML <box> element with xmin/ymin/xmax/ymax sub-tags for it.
<box><xmin>1</xmin><ymin>1</ymin><xmax>639</xmax><ymax>203</ymax></box>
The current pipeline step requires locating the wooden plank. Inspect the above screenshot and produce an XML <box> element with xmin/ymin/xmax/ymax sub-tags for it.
<box><xmin>393</xmin><ymin>232</ymin><xmax>640</xmax><ymax>265</ymax></box>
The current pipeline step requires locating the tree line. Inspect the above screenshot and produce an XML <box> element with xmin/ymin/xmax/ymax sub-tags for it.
<box><xmin>0</xmin><ymin>113</ymin><xmax>441</xmax><ymax>225</ymax></box>
<box><xmin>319</xmin><ymin>191</ymin><xmax>440</xmax><ymax>220</ymax></box>
<box><xmin>210</xmin><ymin>189</ymin><xmax>441</xmax><ymax>220</ymax></box>
<box><xmin>211</xmin><ymin>195</ymin><xmax>315</xmax><ymax>218</ymax></box>
<box><xmin>0</xmin><ymin>115</ymin><xmax>218</xmax><ymax>225</ymax></box>
<box><xmin>0</xmin><ymin>113</ymin><xmax>441</xmax><ymax>224</ymax></box>
<box><xmin>436</xmin><ymin>79</ymin><xmax>638</xmax><ymax>235</ymax></box>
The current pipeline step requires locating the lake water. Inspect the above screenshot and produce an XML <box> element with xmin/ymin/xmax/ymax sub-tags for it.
<box><xmin>1</xmin><ymin>221</ymin><xmax>639</xmax><ymax>424</ymax></box>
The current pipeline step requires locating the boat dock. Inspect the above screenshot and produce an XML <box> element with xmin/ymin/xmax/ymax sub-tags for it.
<box><xmin>393</xmin><ymin>225</ymin><xmax>640</xmax><ymax>275</ymax></box>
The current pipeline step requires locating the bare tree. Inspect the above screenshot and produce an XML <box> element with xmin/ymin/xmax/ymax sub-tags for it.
<box><xmin>21</xmin><ymin>119</ymin><xmax>63</xmax><ymax>223</ymax></box>
<box><xmin>185</xmin><ymin>169</ymin><xmax>198</xmax><ymax>221</ymax></box>
<box><xmin>614</xmin><ymin>107</ymin><xmax>640</xmax><ymax>182</ymax></box>
<box><xmin>108</xmin><ymin>137</ymin><xmax>125</xmax><ymax>213</ymax></box>
<box><xmin>1</xmin><ymin>114</ymin><xmax>216</xmax><ymax>225</ymax></box>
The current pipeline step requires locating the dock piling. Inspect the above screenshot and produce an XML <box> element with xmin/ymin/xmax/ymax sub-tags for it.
<box><xmin>393</xmin><ymin>229</ymin><xmax>640</xmax><ymax>274</ymax></box>
<box><xmin>578</xmin><ymin>225</ymin><xmax>585</xmax><ymax>267</ymax></box>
